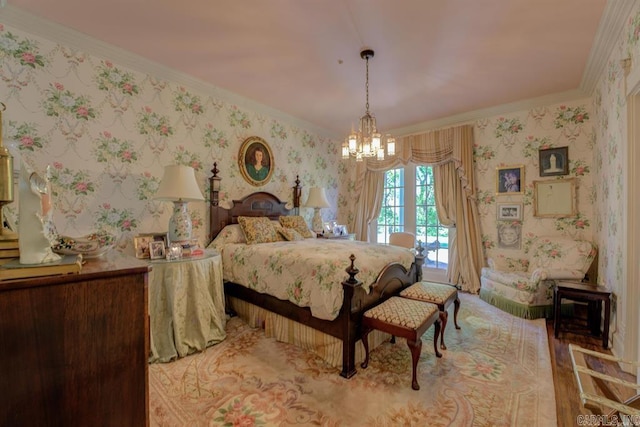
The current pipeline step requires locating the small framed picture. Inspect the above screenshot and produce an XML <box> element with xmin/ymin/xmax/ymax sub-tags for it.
<box><xmin>539</xmin><ymin>147</ymin><xmax>569</xmax><ymax>177</ymax></box>
<box><xmin>134</xmin><ymin>235</ymin><xmax>152</xmax><ymax>259</ymax></box>
<box><xmin>497</xmin><ymin>203</ymin><xmax>523</xmax><ymax>220</ymax></box>
<box><xmin>497</xmin><ymin>221</ymin><xmax>522</xmax><ymax>249</ymax></box>
<box><xmin>134</xmin><ymin>232</ymin><xmax>168</xmax><ymax>259</ymax></box>
<box><xmin>496</xmin><ymin>165</ymin><xmax>524</xmax><ymax>195</ymax></box>
<box><xmin>149</xmin><ymin>241</ymin><xmax>166</xmax><ymax>259</ymax></box>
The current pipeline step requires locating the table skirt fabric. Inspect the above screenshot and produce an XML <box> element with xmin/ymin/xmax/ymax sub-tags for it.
<box><xmin>149</xmin><ymin>253</ymin><xmax>226</xmax><ymax>363</ymax></box>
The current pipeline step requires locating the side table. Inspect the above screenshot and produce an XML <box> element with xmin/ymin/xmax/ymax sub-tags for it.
<box><xmin>148</xmin><ymin>250</ymin><xmax>226</xmax><ymax>362</ymax></box>
<box><xmin>317</xmin><ymin>233</ymin><xmax>356</xmax><ymax>240</ymax></box>
<box><xmin>553</xmin><ymin>280</ymin><xmax>611</xmax><ymax>349</ymax></box>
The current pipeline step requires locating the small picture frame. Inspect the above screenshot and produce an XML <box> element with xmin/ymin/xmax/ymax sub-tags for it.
<box><xmin>134</xmin><ymin>235</ymin><xmax>152</xmax><ymax>259</ymax></box>
<box><xmin>134</xmin><ymin>232</ymin><xmax>168</xmax><ymax>259</ymax></box>
<box><xmin>533</xmin><ymin>178</ymin><xmax>577</xmax><ymax>218</ymax></box>
<box><xmin>539</xmin><ymin>147</ymin><xmax>569</xmax><ymax>177</ymax></box>
<box><xmin>149</xmin><ymin>241</ymin><xmax>166</xmax><ymax>259</ymax></box>
<box><xmin>497</xmin><ymin>203</ymin><xmax>523</xmax><ymax>221</ymax></box>
<box><xmin>497</xmin><ymin>221</ymin><xmax>522</xmax><ymax>249</ymax></box>
<box><xmin>496</xmin><ymin>165</ymin><xmax>524</xmax><ymax>195</ymax></box>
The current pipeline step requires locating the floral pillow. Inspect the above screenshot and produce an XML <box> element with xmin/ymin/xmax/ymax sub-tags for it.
<box><xmin>207</xmin><ymin>224</ymin><xmax>247</xmax><ymax>251</ymax></box>
<box><xmin>238</xmin><ymin>216</ymin><xmax>280</xmax><ymax>244</ymax></box>
<box><xmin>279</xmin><ymin>227</ymin><xmax>305</xmax><ymax>241</ymax></box>
<box><xmin>279</xmin><ymin>215</ymin><xmax>315</xmax><ymax>238</ymax></box>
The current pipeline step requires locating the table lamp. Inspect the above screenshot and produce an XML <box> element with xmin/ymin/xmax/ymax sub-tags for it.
<box><xmin>304</xmin><ymin>187</ymin><xmax>330</xmax><ymax>234</ymax></box>
<box><xmin>154</xmin><ymin>165</ymin><xmax>204</xmax><ymax>244</ymax></box>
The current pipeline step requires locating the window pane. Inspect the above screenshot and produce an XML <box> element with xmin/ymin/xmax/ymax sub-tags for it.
<box><xmin>377</xmin><ymin>168</ymin><xmax>404</xmax><ymax>244</ymax></box>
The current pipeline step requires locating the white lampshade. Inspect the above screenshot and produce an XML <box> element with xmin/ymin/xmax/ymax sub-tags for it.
<box><xmin>155</xmin><ymin>165</ymin><xmax>204</xmax><ymax>244</ymax></box>
<box><xmin>304</xmin><ymin>187</ymin><xmax>330</xmax><ymax>208</ymax></box>
<box><xmin>155</xmin><ymin>165</ymin><xmax>205</xmax><ymax>202</ymax></box>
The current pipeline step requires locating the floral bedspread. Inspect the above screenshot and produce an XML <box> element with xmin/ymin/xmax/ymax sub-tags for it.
<box><xmin>220</xmin><ymin>240</ymin><xmax>415</xmax><ymax>320</ymax></box>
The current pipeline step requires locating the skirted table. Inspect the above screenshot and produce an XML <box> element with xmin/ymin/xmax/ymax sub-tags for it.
<box><xmin>148</xmin><ymin>250</ymin><xmax>226</xmax><ymax>363</ymax></box>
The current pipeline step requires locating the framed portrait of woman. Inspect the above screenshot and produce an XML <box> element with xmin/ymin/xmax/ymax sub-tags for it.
<box><xmin>238</xmin><ymin>136</ymin><xmax>274</xmax><ymax>186</ymax></box>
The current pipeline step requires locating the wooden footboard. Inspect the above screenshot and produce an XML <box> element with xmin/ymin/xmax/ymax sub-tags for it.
<box><xmin>224</xmin><ymin>253</ymin><xmax>423</xmax><ymax>378</ymax></box>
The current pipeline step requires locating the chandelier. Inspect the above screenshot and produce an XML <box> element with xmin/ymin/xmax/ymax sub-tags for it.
<box><xmin>342</xmin><ymin>48</ymin><xmax>395</xmax><ymax>161</ymax></box>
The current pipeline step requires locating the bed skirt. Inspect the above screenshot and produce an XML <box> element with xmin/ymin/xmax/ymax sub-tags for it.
<box><xmin>227</xmin><ymin>296</ymin><xmax>390</xmax><ymax>370</ymax></box>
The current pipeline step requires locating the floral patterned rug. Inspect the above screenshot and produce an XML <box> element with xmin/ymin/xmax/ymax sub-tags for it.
<box><xmin>149</xmin><ymin>293</ymin><xmax>557</xmax><ymax>426</ymax></box>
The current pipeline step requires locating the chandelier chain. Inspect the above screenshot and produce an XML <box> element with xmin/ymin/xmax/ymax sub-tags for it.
<box><xmin>365</xmin><ymin>56</ymin><xmax>370</xmax><ymax>115</ymax></box>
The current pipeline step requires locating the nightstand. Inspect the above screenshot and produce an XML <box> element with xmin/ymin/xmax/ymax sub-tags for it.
<box><xmin>148</xmin><ymin>250</ymin><xmax>226</xmax><ymax>362</ymax></box>
<box><xmin>553</xmin><ymin>280</ymin><xmax>611</xmax><ymax>349</ymax></box>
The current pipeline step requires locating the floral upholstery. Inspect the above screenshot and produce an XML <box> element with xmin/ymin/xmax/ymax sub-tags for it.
<box><xmin>363</xmin><ymin>297</ymin><xmax>438</xmax><ymax>330</ymax></box>
<box><xmin>279</xmin><ymin>215</ymin><xmax>315</xmax><ymax>238</ymax></box>
<box><xmin>238</xmin><ymin>216</ymin><xmax>280</xmax><ymax>245</ymax></box>
<box><xmin>480</xmin><ymin>236</ymin><xmax>596</xmax><ymax>319</ymax></box>
<box><xmin>400</xmin><ymin>281</ymin><xmax>457</xmax><ymax>305</ymax></box>
<box><xmin>278</xmin><ymin>227</ymin><xmax>305</xmax><ymax>241</ymax></box>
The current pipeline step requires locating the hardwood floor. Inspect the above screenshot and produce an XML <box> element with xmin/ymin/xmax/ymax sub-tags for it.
<box><xmin>546</xmin><ymin>317</ymin><xmax>637</xmax><ymax>427</ymax></box>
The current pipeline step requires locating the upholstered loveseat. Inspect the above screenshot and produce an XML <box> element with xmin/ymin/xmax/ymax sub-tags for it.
<box><xmin>480</xmin><ymin>236</ymin><xmax>597</xmax><ymax>319</ymax></box>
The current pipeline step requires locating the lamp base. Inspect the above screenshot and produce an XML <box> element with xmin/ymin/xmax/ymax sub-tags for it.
<box><xmin>168</xmin><ymin>201</ymin><xmax>192</xmax><ymax>244</ymax></box>
<box><xmin>311</xmin><ymin>207</ymin><xmax>323</xmax><ymax>234</ymax></box>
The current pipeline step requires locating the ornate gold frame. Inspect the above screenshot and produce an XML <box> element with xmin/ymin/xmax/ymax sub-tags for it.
<box><xmin>238</xmin><ymin>136</ymin><xmax>274</xmax><ymax>186</ymax></box>
<box><xmin>533</xmin><ymin>178</ymin><xmax>577</xmax><ymax>218</ymax></box>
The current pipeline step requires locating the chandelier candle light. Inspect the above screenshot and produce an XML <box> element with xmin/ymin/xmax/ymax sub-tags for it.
<box><xmin>304</xmin><ymin>187</ymin><xmax>331</xmax><ymax>234</ymax></box>
<box><xmin>155</xmin><ymin>165</ymin><xmax>204</xmax><ymax>244</ymax></box>
<box><xmin>342</xmin><ymin>49</ymin><xmax>395</xmax><ymax>161</ymax></box>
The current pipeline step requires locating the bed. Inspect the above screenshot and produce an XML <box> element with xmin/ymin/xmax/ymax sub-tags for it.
<box><xmin>207</xmin><ymin>165</ymin><xmax>425</xmax><ymax>378</ymax></box>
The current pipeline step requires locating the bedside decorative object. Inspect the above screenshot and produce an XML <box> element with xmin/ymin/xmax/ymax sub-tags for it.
<box><xmin>167</xmin><ymin>242</ymin><xmax>183</xmax><ymax>260</ymax></box>
<box><xmin>52</xmin><ymin>231</ymin><xmax>115</xmax><ymax>258</ymax></box>
<box><xmin>18</xmin><ymin>161</ymin><xmax>61</xmax><ymax>265</ymax></box>
<box><xmin>304</xmin><ymin>187</ymin><xmax>330</xmax><ymax>234</ymax></box>
<box><xmin>154</xmin><ymin>165</ymin><xmax>204</xmax><ymax>244</ymax></box>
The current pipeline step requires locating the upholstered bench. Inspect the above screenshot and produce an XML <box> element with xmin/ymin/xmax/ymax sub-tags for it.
<box><xmin>361</xmin><ymin>296</ymin><xmax>442</xmax><ymax>390</ymax></box>
<box><xmin>400</xmin><ymin>281</ymin><xmax>461</xmax><ymax>350</ymax></box>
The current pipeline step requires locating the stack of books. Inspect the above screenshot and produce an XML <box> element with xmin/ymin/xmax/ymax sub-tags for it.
<box><xmin>181</xmin><ymin>240</ymin><xmax>204</xmax><ymax>257</ymax></box>
<box><xmin>0</xmin><ymin>254</ymin><xmax>83</xmax><ymax>281</ymax></box>
<box><xmin>0</xmin><ymin>238</ymin><xmax>83</xmax><ymax>280</ymax></box>
<box><xmin>0</xmin><ymin>239</ymin><xmax>20</xmax><ymax>265</ymax></box>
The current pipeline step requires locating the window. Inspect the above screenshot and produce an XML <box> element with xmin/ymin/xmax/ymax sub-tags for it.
<box><xmin>376</xmin><ymin>165</ymin><xmax>449</xmax><ymax>271</ymax></box>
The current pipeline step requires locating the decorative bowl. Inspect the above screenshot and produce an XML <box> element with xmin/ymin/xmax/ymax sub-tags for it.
<box><xmin>52</xmin><ymin>231</ymin><xmax>116</xmax><ymax>258</ymax></box>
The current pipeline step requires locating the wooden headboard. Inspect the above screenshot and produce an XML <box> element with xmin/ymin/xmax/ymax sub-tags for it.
<box><xmin>208</xmin><ymin>163</ymin><xmax>302</xmax><ymax>241</ymax></box>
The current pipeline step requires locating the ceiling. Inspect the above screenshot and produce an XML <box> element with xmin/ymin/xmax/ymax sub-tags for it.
<box><xmin>4</xmin><ymin>1</ymin><xmax>616</xmax><ymax>137</ymax></box>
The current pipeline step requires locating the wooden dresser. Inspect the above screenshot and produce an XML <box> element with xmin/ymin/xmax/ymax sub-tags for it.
<box><xmin>0</xmin><ymin>253</ymin><xmax>151</xmax><ymax>427</ymax></box>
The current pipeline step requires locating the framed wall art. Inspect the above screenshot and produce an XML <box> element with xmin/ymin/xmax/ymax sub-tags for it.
<box><xmin>539</xmin><ymin>146</ymin><xmax>569</xmax><ymax>177</ymax></box>
<box><xmin>496</xmin><ymin>165</ymin><xmax>524</xmax><ymax>195</ymax></box>
<box><xmin>497</xmin><ymin>221</ymin><xmax>522</xmax><ymax>249</ymax></box>
<box><xmin>533</xmin><ymin>178</ymin><xmax>577</xmax><ymax>218</ymax></box>
<box><xmin>497</xmin><ymin>203</ymin><xmax>523</xmax><ymax>221</ymax></box>
<box><xmin>238</xmin><ymin>136</ymin><xmax>274</xmax><ymax>186</ymax></box>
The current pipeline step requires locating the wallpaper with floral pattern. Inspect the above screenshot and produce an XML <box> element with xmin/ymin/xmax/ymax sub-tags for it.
<box><xmin>0</xmin><ymin>20</ymin><xmax>342</xmax><ymax>255</ymax></box>
<box><xmin>589</xmin><ymin>2</ymin><xmax>640</xmax><ymax>348</ymax></box>
<box><xmin>472</xmin><ymin>99</ymin><xmax>594</xmax><ymax>270</ymax></box>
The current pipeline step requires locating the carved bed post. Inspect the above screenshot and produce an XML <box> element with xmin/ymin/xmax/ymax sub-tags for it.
<box><xmin>292</xmin><ymin>175</ymin><xmax>301</xmax><ymax>214</ymax></box>
<box><xmin>340</xmin><ymin>254</ymin><xmax>362</xmax><ymax>379</ymax></box>
<box><xmin>415</xmin><ymin>241</ymin><xmax>425</xmax><ymax>283</ymax></box>
<box><xmin>209</xmin><ymin>162</ymin><xmax>220</xmax><ymax>206</ymax></box>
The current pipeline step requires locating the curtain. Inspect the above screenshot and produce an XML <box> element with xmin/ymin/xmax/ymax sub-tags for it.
<box><xmin>351</xmin><ymin>124</ymin><xmax>484</xmax><ymax>292</ymax></box>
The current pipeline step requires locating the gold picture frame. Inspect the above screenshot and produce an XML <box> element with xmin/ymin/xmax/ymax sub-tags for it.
<box><xmin>496</xmin><ymin>165</ymin><xmax>524</xmax><ymax>195</ymax></box>
<box><xmin>238</xmin><ymin>136</ymin><xmax>274</xmax><ymax>186</ymax></box>
<box><xmin>533</xmin><ymin>178</ymin><xmax>577</xmax><ymax>218</ymax></box>
<box><xmin>134</xmin><ymin>232</ymin><xmax>168</xmax><ymax>259</ymax></box>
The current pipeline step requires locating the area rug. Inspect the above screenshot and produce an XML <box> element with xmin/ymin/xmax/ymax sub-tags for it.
<box><xmin>149</xmin><ymin>293</ymin><xmax>557</xmax><ymax>426</ymax></box>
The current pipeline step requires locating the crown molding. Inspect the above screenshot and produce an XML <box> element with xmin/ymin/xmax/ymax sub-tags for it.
<box><xmin>391</xmin><ymin>89</ymin><xmax>590</xmax><ymax>137</ymax></box>
<box><xmin>0</xmin><ymin>5</ymin><xmax>336</xmax><ymax>139</ymax></box>
<box><xmin>581</xmin><ymin>0</ymin><xmax>637</xmax><ymax>95</ymax></box>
